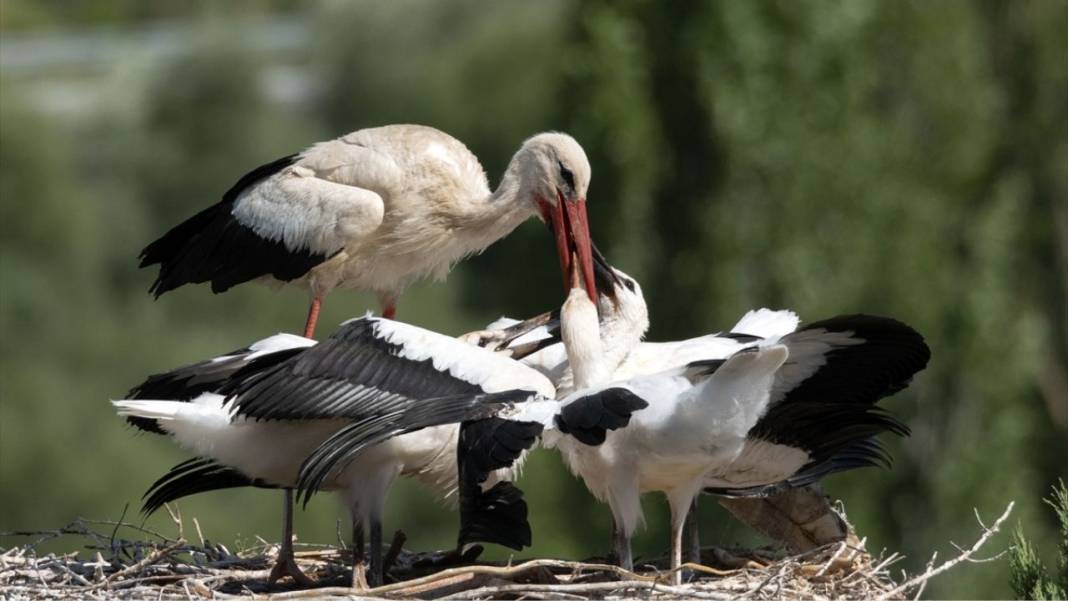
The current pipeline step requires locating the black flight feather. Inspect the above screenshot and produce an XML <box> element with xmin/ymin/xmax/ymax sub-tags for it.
<box><xmin>704</xmin><ymin>315</ymin><xmax>927</xmax><ymax>497</ymax></box>
<box><xmin>455</xmin><ymin>417</ymin><xmax>542</xmax><ymax>550</ymax></box>
<box><xmin>140</xmin><ymin>154</ymin><xmax>334</xmax><ymax>297</ymax></box>
<box><xmin>229</xmin><ymin>319</ymin><xmax>486</xmax><ymax>422</ymax></box>
<box><xmin>458</xmin><ymin>417</ymin><xmax>544</xmax><ymax>489</ymax></box>
<box><xmin>704</xmin><ymin>437</ymin><xmax>896</xmax><ymax>498</ymax></box>
<box><xmin>457</xmin><ymin>481</ymin><xmax>531</xmax><ymax>551</ymax></box>
<box><xmin>749</xmin><ymin>314</ymin><xmax>927</xmax><ymax>458</ymax></box>
<box><xmin>554</xmin><ymin>387</ymin><xmax>648</xmax><ymax>446</ymax></box>
<box><xmin>294</xmin><ymin>389</ymin><xmax>536</xmax><ymax>505</ymax></box>
<box><xmin>718</xmin><ymin>332</ymin><xmax>762</xmax><ymax>343</ymax></box>
<box><xmin>141</xmin><ymin>458</ymin><xmax>277</xmax><ymax>516</ymax></box>
<box><xmin>122</xmin><ymin>344</ymin><xmax>308</xmax><ymax>434</ymax></box>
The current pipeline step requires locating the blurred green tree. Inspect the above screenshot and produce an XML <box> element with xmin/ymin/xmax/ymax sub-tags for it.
<box><xmin>477</xmin><ymin>0</ymin><xmax>1068</xmax><ymax>597</ymax></box>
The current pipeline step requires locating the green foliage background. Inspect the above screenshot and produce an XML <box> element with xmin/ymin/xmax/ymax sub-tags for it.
<box><xmin>1</xmin><ymin>1</ymin><xmax>1065</xmax><ymax>598</ymax></box>
<box><xmin>1010</xmin><ymin>481</ymin><xmax>1068</xmax><ymax>600</ymax></box>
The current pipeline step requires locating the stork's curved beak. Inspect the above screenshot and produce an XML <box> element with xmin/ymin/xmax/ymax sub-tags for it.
<box><xmin>539</xmin><ymin>193</ymin><xmax>596</xmax><ymax>303</ymax></box>
<box><xmin>591</xmin><ymin>243</ymin><xmax>622</xmax><ymax>304</ymax></box>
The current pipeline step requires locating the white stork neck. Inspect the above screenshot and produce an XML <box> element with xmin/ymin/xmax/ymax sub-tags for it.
<box><xmin>489</xmin><ymin>157</ymin><xmax>525</xmax><ymax>205</ymax></box>
<box><xmin>454</xmin><ymin>159</ymin><xmax>534</xmax><ymax>251</ymax></box>
<box><xmin>596</xmin><ymin>299</ymin><xmax>648</xmax><ymax>374</ymax></box>
<box><xmin>598</xmin><ymin>323</ymin><xmax>640</xmax><ymax>375</ymax></box>
<box><xmin>561</xmin><ymin>288</ymin><xmax>610</xmax><ymax>389</ymax></box>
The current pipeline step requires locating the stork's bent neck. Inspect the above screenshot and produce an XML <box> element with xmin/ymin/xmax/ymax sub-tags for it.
<box><xmin>561</xmin><ymin>288</ymin><xmax>610</xmax><ymax>389</ymax></box>
<box><xmin>454</xmin><ymin>161</ymin><xmax>533</xmax><ymax>252</ymax></box>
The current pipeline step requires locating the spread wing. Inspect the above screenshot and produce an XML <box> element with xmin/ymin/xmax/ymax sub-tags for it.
<box><xmin>227</xmin><ymin>316</ymin><xmax>555</xmax><ymax>422</ymax></box>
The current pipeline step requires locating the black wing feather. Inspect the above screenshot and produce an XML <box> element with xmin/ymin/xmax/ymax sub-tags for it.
<box><xmin>705</xmin><ymin>437</ymin><xmax>896</xmax><ymax>498</ymax></box>
<box><xmin>750</xmin><ymin>314</ymin><xmax>927</xmax><ymax>458</ymax></box>
<box><xmin>455</xmin><ymin>418</ymin><xmax>542</xmax><ymax>550</ymax></box>
<box><xmin>773</xmin><ymin>314</ymin><xmax>931</xmax><ymax>409</ymax></box>
<box><xmin>554</xmin><ymin>387</ymin><xmax>649</xmax><ymax>446</ymax></box>
<box><xmin>706</xmin><ymin>315</ymin><xmax>927</xmax><ymax>497</ymax></box>
<box><xmin>295</xmin><ymin>389</ymin><xmax>536</xmax><ymax>505</ymax></box>
<box><xmin>457</xmin><ymin>481</ymin><xmax>531</xmax><ymax>551</ymax></box>
<box><xmin>141</xmin><ymin>458</ymin><xmax>277</xmax><ymax>515</ymax></box>
<box><xmin>458</xmin><ymin>417</ymin><xmax>544</xmax><ymax>490</ymax></box>
<box><xmin>123</xmin><ymin>344</ymin><xmax>309</xmax><ymax>434</ymax></box>
<box><xmin>140</xmin><ymin>154</ymin><xmax>334</xmax><ymax>297</ymax></box>
<box><xmin>229</xmin><ymin>319</ymin><xmax>486</xmax><ymax>422</ymax></box>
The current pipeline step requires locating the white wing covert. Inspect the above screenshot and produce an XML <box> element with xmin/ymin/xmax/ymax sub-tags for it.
<box><xmin>231</xmin><ymin>141</ymin><xmax>402</xmax><ymax>256</ymax></box>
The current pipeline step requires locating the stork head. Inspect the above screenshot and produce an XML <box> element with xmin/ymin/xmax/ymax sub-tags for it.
<box><xmin>517</xmin><ymin>132</ymin><xmax>595</xmax><ymax>304</ymax></box>
<box><xmin>591</xmin><ymin>248</ymin><xmax>649</xmax><ymax>356</ymax></box>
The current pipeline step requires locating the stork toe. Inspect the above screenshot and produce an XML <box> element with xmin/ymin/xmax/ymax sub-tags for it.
<box><xmin>267</xmin><ymin>552</ymin><xmax>315</xmax><ymax>588</ymax></box>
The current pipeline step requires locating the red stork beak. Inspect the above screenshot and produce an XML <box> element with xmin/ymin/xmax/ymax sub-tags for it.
<box><xmin>538</xmin><ymin>192</ymin><xmax>596</xmax><ymax>303</ymax></box>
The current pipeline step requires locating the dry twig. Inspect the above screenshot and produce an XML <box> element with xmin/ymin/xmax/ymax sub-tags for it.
<box><xmin>874</xmin><ymin>501</ymin><xmax>1014</xmax><ymax>601</ymax></box>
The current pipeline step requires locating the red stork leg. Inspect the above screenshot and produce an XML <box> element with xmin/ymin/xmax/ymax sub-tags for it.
<box><xmin>303</xmin><ymin>296</ymin><xmax>323</xmax><ymax>339</ymax></box>
<box><xmin>382</xmin><ymin>301</ymin><xmax>397</xmax><ymax>320</ymax></box>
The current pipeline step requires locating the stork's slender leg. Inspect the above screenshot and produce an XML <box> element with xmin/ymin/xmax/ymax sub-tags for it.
<box><xmin>368</xmin><ymin>517</ymin><xmax>384</xmax><ymax>586</ymax></box>
<box><xmin>303</xmin><ymin>296</ymin><xmax>323</xmax><ymax>338</ymax></box>
<box><xmin>382</xmin><ymin>302</ymin><xmax>397</xmax><ymax>320</ymax></box>
<box><xmin>667</xmin><ymin>496</ymin><xmax>696</xmax><ymax>586</ymax></box>
<box><xmin>267</xmin><ymin>490</ymin><xmax>314</xmax><ymax>587</ymax></box>
<box><xmin>684</xmin><ymin>497</ymin><xmax>702</xmax><ymax>564</ymax></box>
<box><xmin>351</xmin><ymin>521</ymin><xmax>368</xmax><ymax>590</ymax></box>
<box><xmin>612</xmin><ymin>521</ymin><xmax>633</xmax><ymax>572</ymax></box>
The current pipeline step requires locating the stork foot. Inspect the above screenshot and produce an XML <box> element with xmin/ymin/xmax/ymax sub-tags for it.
<box><xmin>267</xmin><ymin>552</ymin><xmax>314</xmax><ymax>588</ymax></box>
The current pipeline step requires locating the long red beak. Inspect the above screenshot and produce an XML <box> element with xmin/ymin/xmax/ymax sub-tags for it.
<box><xmin>540</xmin><ymin>193</ymin><xmax>596</xmax><ymax>303</ymax></box>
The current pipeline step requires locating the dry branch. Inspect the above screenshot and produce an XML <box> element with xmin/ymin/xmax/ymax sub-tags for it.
<box><xmin>874</xmin><ymin>501</ymin><xmax>1015</xmax><ymax>601</ymax></box>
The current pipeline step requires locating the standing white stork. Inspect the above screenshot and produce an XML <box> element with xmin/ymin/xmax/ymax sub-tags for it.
<box><xmin>141</xmin><ymin>125</ymin><xmax>598</xmax><ymax>337</ymax></box>
<box><xmin>112</xmin><ymin>312</ymin><xmax>646</xmax><ymax>588</ymax></box>
<box><xmin>472</xmin><ymin>261</ymin><xmax>929</xmax><ymax>582</ymax></box>
<box><xmin>548</xmin><ymin>286</ymin><xmax>790</xmax><ymax>583</ymax></box>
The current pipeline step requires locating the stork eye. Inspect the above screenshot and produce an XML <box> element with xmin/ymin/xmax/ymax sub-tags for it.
<box><xmin>558</xmin><ymin>161</ymin><xmax>575</xmax><ymax>190</ymax></box>
<box><xmin>623</xmin><ymin>278</ymin><xmax>636</xmax><ymax>292</ymax></box>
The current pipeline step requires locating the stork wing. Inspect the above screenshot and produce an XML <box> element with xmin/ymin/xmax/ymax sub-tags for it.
<box><xmin>141</xmin><ymin>140</ymin><xmax>399</xmax><ymax>297</ymax></box>
<box><xmin>141</xmin><ymin>154</ymin><xmax>335</xmax><ymax>297</ymax></box>
<box><xmin>770</xmin><ymin>314</ymin><xmax>930</xmax><ymax>407</ymax></box>
<box><xmin>229</xmin><ymin>316</ymin><xmax>556</xmax><ymax>422</ymax></box>
<box><xmin>230</xmin><ymin>140</ymin><xmax>398</xmax><ymax>257</ymax></box>
<box><xmin>294</xmin><ymin>383</ymin><xmax>645</xmax><ymax>505</ymax></box>
<box><xmin>295</xmin><ymin>388</ymin><xmax>541</xmax><ymax>504</ymax></box>
<box><xmin>124</xmin><ymin>333</ymin><xmax>314</xmax><ymax>434</ymax></box>
<box><xmin>731</xmin><ymin>315</ymin><xmax>927</xmax><ymax>487</ymax></box>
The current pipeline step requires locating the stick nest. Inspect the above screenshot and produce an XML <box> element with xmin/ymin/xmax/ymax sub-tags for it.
<box><xmin>0</xmin><ymin>502</ymin><xmax>1012</xmax><ymax>600</ymax></box>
